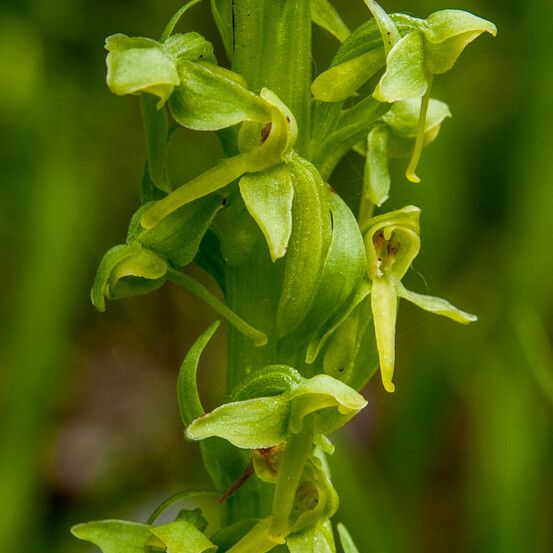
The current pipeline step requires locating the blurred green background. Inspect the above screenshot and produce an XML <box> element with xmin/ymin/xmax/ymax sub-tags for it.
<box><xmin>1</xmin><ymin>0</ymin><xmax>552</xmax><ymax>551</ymax></box>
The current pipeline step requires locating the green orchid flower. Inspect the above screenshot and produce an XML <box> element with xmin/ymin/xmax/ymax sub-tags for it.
<box><xmin>362</xmin><ymin>206</ymin><xmax>477</xmax><ymax>392</ymax></box>
<box><xmin>370</xmin><ymin>4</ymin><xmax>496</xmax><ymax>182</ymax></box>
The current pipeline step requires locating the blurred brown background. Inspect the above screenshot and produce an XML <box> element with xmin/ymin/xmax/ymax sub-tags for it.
<box><xmin>1</xmin><ymin>0</ymin><xmax>552</xmax><ymax>551</ymax></box>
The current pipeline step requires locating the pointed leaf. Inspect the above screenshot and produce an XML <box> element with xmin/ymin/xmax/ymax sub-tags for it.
<box><xmin>423</xmin><ymin>9</ymin><xmax>497</xmax><ymax>74</ymax></box>
<box><xmin>363</xmin><ymin>0</ymin><xmax>401</xmax><ymax>54</ymax></box>
<box><xmin>364</xmin><ymin>124</ymin><xmax>390</xmax><ymax>207</ymax></box>
<box><xmin>373</xmin><ymin>31</ymin><xmax>429</xmax><ymax>103</ymax></box>
<box><xmin>71</xmin><ymin>520</ymin><xmax>152</xmax><ymax>553</ymax></box>
<box><xmin>337</xmin><ymin>523</ymin><xmax>360</xmax><ymax>553</ymax></box>
<box><xmin>371</xmin><ymin>277</ymin><xmax>398</xmax><ymax>392</ymax></box>
<box><xmin>160</xmin><ymin>0</ymin><xmax>206</xmax><ymax>42</ymax></box>
<box><xmin>169</xmin><ymin>60</ymin><xmax>270</xmax><ymax>130</ymax></box>
<box><xmin>396</xmin><ymin>283</ymin><xmax>477</xmax><ymax>324</ymax></box>
<box><xmin>149</xmin><ymin>520</ymin><xmax>217</xmax><ymax>553</ymax></box>
<box><xmin>277</xmin><ymin>155</ymin><xmax>331</xmax><ymax>337</ymax></box>
<box><xmin>312</xmin><ymin>0</ymin><xmax>350</xmax><ymax>42</ymax></box>
<box><xmin>141</xmin><ymin>95</ymin><xmax>171</xmax><ymax>192</ymax></box>
<box><xmin>239</xmin><ymin>164</ymin><xmax>294</xmax><ymax>262</ymax></box>
<box><xmin>311</xmin><ymin>49</ymin><xmax>385</xmax><ymax>102</ymax></box>
<box><xmin>177</xmin><ymin>321</ymin><xmax>220</xmax><ymax>426</ymax></box>
<box><xmin>299</xmin><ymin>190</ymin><xmax>367</xmax><ymax>340</ymax></box>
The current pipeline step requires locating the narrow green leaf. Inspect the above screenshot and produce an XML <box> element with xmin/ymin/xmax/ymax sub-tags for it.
<box><xmin>149</xmin><ymin>520</ymin><xmax>217</xmax><ymax>553</ymax></box>
<box><xmin>371</xmin><ymin>277</ymin><xmax>398</xmax><ymax>393</ymax></box>
<box><xmin>141</xmin><ymin>95</ymin><xmax>171</xmax><ymax>193</ymax></box>
<box><xmin>396</xmin><ymin>283</ymin><xmax>477</xmax><ymax>324</ymax></box>
<box><xmin>177</xmin><ymin>321</ymin><xmax>220</xmax><ymax>426</ymax></box>
<box><xmin>337</xmin><ymin>523</ymin><xmax>360</xmax><ymax>553</ymax></box>
<box><xmin>311</xmin><ymin>49</ymin><xmax>385</xmax><ymax>103</ymax></box>
<box><xmin>239</xmin><ymin>164</ymin><xmax>294</xmax><ymax>262</ymax></box>
<box><xmin>170</xmin><ymin>60</ymin><xmax>270</xmax><ymax>130</ymax></box>
<box><xmin>210</xmin><ymin>0</ymin><xmax>234</xmax><ymax>60</ymax></box>
<box><xmin>311</xmin><ymin>0</ymin><xmax>350</xmax><ymax>42</ymax></box>
<box><xmin>277</xmin><ymin>155</ymin><xmax>330</xmax><ymax>337</ymax></box>
<box><xmin>71</xmin><ymin>520</ymin><xmax>152</xmax><ymax>553</ymax></box>
<box><xmin>423</xmin><ymin>9</ymin><xmax>497</xmax><ymax>74</ymax></box>
<box><xmin>373</xmin><ymin>31</ymin><xmax>429</xmax><ymax>103</ymax></box>
<box><xmin>299</xmin><ymin>190</ymin><xmax>367</xmax><ymax>340</ymax></box>
<box><xmin>363</xmin><ymin>124</ymin><xmax>390</xmax><ymax>208</ymax></box>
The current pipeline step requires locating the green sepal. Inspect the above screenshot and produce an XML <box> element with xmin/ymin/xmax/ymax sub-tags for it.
<box><xmin>71</xmin><ymin>520</ymin><xmax>153</xmax><ymax>553</ymax></box>
<box><xmin>311</xmin><ymin>0</ymin><xmax>350</xmax><ymax>43</ymax></box>
<box><xmin>149</xmin><ymin>520</ymin><xmax>217</xmax><ymax>553</ymax></box>
<box><xmin>311</xmin><ymin>49</ymin><xmax>385</xmax><ymax>103</ymax></box>
<box><xmin>287</xmin><ymin>520</ymin><xmax>336</xmax><ymax>553</ymax></box>
<box><xmin>137</xmin><ymin>194</ymin><xmax>223</xmax><ymax>267</ymax></box>
<box><xmin>277</xmin><ymin>155</ymin><xmax>331</xmax><ymax>337</ymax></box>
<box><xmin>177</xmin><ymin>321</ymin><xmax>221</xmax><ymax>426</ymax></box>
<box><xmin>396</xmin><ymin>283</ymin><xmax>477</xmax><ymax>324</ymax></box>
<box><xmin>423</xmin><ymin>10</ymin><xmax>497</xmax><ymax>74</ymax></box>
<box><xmin>169</xmin><ymin>61</ymin><xmax>271</xmax><ymax>130</ymax></box>
<box><xmin>373</xmin><ymin>30</ymin><xmax>428</xmax><ymax>103</ymax></box>
<box><xmin>363</xmin><ymin>124</ymin><xmax>390</xmax><ymax>207</ymax></box>
<box><xmin>186</xmin><ymin>394</ymin><xmax>290</xmax><ymax>449</ymax></box>
<box><xmin>105</xmin><ymin>34</ymin><xmax>178</xmax><ymax>107</ymax></box>
<box><xmin>239</xmin><ymin>164</ymin><xmax>294</xmax><ymax>262</ymax></box>
<box><xmin>337</xmin><ymin>523</ymin><xmax>360</xmax><ymax>553</ymax></box>
<box><xmin>91</xmin><ymin>243</ymin><xmax>167</xmax><ymax>311</ymax></box>
<box><xmin>185</xmin><ymin>374</ymin><xmax>366</xmax><ymax>449</ymax></box>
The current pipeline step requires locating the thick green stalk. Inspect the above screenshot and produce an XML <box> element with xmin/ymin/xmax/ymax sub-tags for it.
<box><xmin>232</xmin><ymin>0</ymin><xmax>312</xmax><ymax>157</ymax></box>
<box><xmin>226</xmin><ymin>0</ymin><xmax>313</xmax><ymax>391</ymax></box>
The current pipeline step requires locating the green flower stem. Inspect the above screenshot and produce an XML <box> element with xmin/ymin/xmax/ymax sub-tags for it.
<box><xmin>405</xmin><ymin>75</ymin><xmax>433</xmax><ymax>183</ymax></box>
<box><xmin>269</xmin><ymin>427</ymin><xmax>314</xmax><ymax>541</ymax></box>
<box><xmin>166</xmin><ymin>268</ymin><xmax>267</xmax><ymax>346</ymax></box>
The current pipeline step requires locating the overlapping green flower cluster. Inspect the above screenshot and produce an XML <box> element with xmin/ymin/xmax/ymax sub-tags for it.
<box><xmin>75</xmin><ymin>1</ymin><xmax>494</xmax><ymax>551</ymax></box>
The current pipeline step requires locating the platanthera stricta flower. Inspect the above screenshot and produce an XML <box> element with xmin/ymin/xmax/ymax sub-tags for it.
<box><xmin>363</xmin><ymin>206</ymin><xmax>477</xmax><ymax>392</ymax></box>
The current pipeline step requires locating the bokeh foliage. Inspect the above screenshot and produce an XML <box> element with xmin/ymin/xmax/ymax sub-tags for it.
<box><xmin>0</xmin><ymin>0</ymin><xmax>552</xmax><ymax>551</ymax></box>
